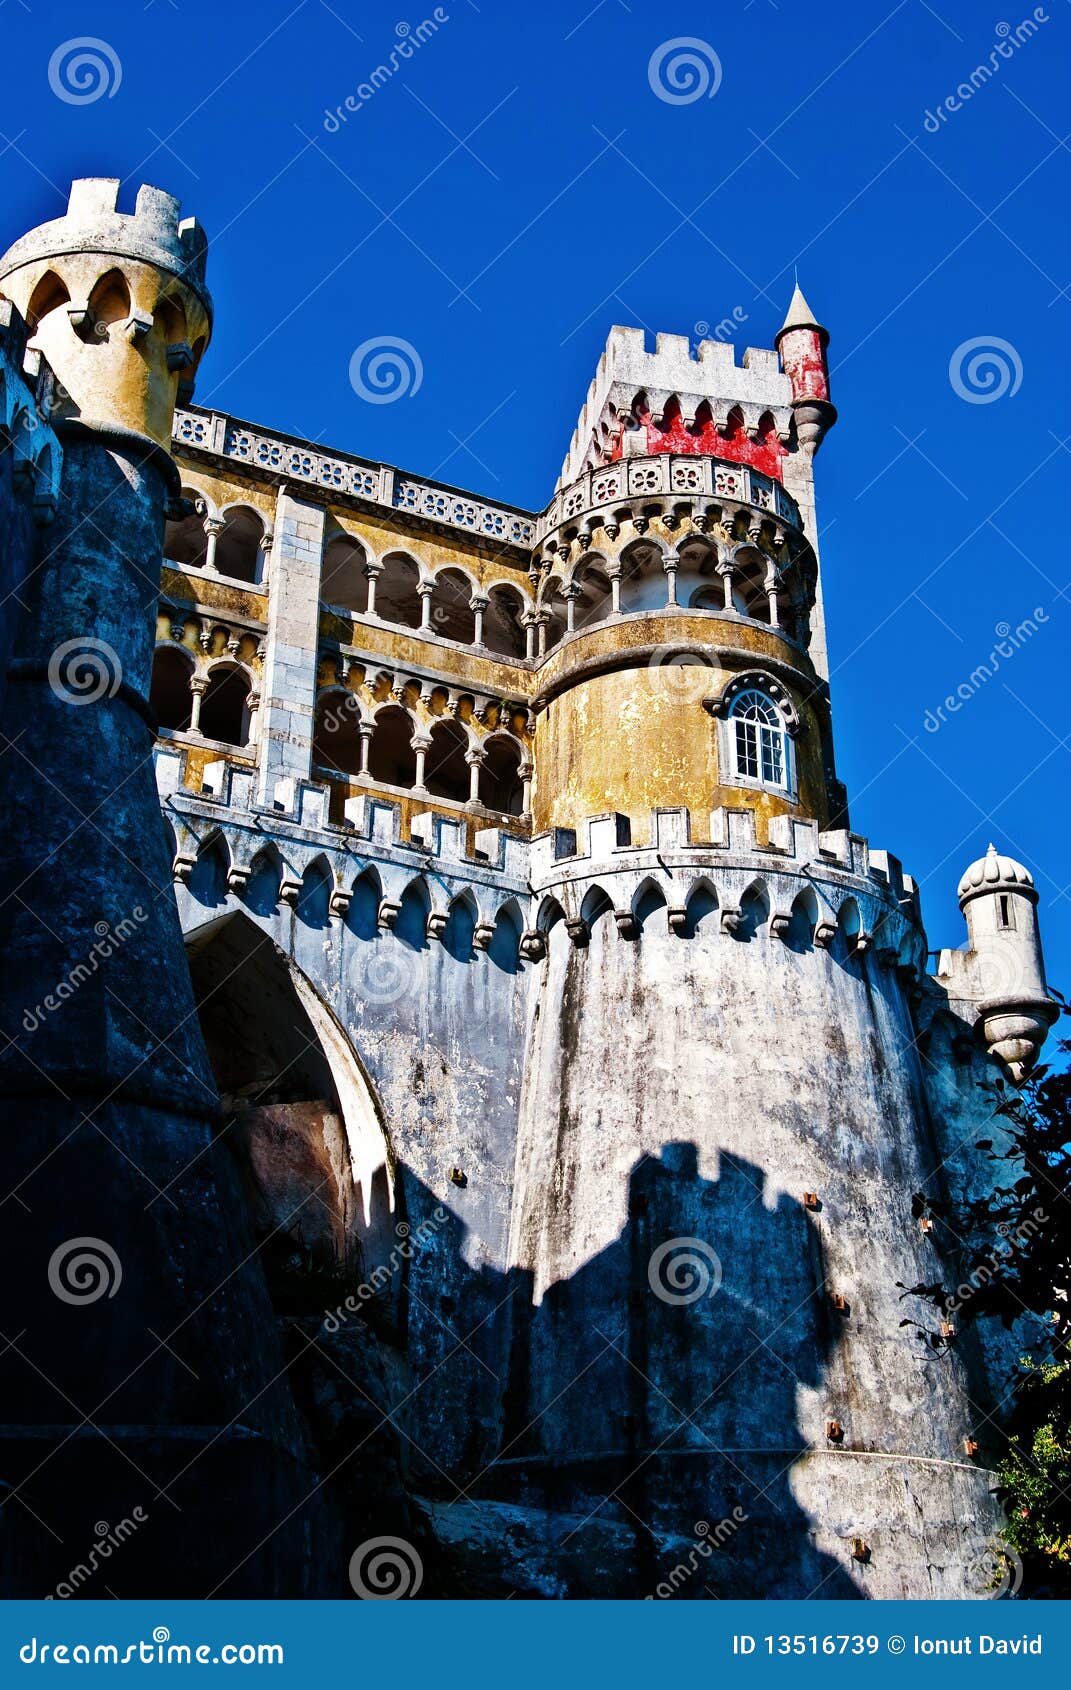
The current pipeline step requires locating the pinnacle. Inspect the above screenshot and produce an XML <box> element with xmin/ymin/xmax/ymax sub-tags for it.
<box><xmin>779</xmin><ymin>281</ymin><xmax>821</xmax><ymax>336</ymax></box>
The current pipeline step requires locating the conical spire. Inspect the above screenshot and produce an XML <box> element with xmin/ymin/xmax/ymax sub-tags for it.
<box><xmin>779</xmin><ymin>280</ymin><xmax>821</xmax><ymax>336</ymax></box>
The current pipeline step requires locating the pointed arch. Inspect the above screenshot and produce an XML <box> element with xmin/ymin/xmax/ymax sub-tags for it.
<box><xmin>580</xmin><ymin>883</ymin><xmax>614</xmax><ymax>931</ymax></box>
<box><xmin>682</xmin><ymin>876</ymin><xmax>719</xmax><ymax>937</ymax></box>
<box><xmin>443</xmin><ymin>888</ymin><xmax>478</xmax><ymax>963</ymax></box>
<box><xmin>26</xmin><ymin>269</ymin><xmax>71</xmax><ymax>332</ymax></box>
<box><xmin>297</xmin><ymin>855</ymin><xmax>333</xmax><ymax>929</ymax></box>
<box><xmin>734</xmin><ymin>879</ymin><xmax>770</xmax><ymax>942</ymax></box>
<box><xmin>347</xmin><ymin>865</ymin><xmax>382</xmax><ymax>941</ymax></box>
<box><xmin>785</xmin><ymin>884</ymin><xmax>819</xmax><ymax>953</ymax></box>
<box><xmin>87</xmin><ymin>267</ymin><xmax>130</xmax><ymax>335</ymax></box>
<box><xmin>489</xmin><ymin>897</ymin><xmax>522</xmax><ymax>974</ymax></box>
<box><xmin>396</xmin><ymin>875</ymin><xmax>431</xmax><ymax>951</ymax></box>
<box><xmin>633</xmin><ymin>876</ymin><xmax>668</xmax><ymax>932</ymax></box>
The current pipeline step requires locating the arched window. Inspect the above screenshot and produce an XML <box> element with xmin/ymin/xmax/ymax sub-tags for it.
<box><xmin>321</xmin><ymin>537</ymin><xmax>369</xmax><ymax>614</ymax></box>
<box><xmin>479</xmin><ymin>736</ymin><xmax>524</xmax><ymax>814</ymax></box>
<box><xmin>313</xmin><ymin>690</ymin><xmax>365</xmax><ymax>776</ymax></box>
<box><xmin>150</xmin><ymin>645</ymin><xmax>194</xmax><ymax>732</ymax></box>
<box><xmin>215</xmin><ymin>506</ymin><xmax>266</xmax><ymax>584</ymax></box>
<box><xmin>425</xmin><ymin>719</ymin><xmax>470</xmax><ymax>804</ymax></box>
<box><xmin>199</xmin><ymin>663</ymin><xmax>251</xmax><ymax>746</ymax></box>
<box><xmin>164</xmin><ymin>490</ymin><xmax>209</xmax><ymax>568</ymax></box>
<box><xmin>368</xmin><ymin>705</ymin><xmax>416</xmax><ymax>787</ymax></box>
<box><xmin>729</xmin><ymin>689</ymin><xmax>790</xmax><ymax>791</ymax></box>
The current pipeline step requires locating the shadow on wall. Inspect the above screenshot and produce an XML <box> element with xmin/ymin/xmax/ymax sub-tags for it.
<box><xmin>174</xmin><ymin>902</ymin><xmax>857</xmax><ymax>1601</ymax></box>
<box><xmin>393</xmin><ymin>1144</ymin><xmax>859</xmax><ymax>1599</ymax></box>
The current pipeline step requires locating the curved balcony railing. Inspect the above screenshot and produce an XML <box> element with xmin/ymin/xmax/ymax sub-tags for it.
<box><xmin>537</xmin><ymin>453</ymin><xmax>802</xmax><ymax>544</ymax></box>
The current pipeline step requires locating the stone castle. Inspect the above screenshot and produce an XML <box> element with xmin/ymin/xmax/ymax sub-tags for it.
<box><xmin>0</xmin><ymin>179</ymin><xmax>1058</xmax><ymax>1599</ymax></box>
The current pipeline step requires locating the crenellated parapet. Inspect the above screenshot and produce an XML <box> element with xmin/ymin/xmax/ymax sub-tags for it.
<box><xmin>157</xmin><ymin>736</ymin><xmax>925</xmax><ymax>980</ymax></box>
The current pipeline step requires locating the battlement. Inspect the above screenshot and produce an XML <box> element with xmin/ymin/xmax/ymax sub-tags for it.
<box><xmin>158</xmin><ymin>745</ymin><xmax>924</xmax><ymax>972</ymax></box>
<box><xmin>559</xmin><ymin>323</ymin><xmax>796</xmax><ymax>490</ymax></box>
<box><xmin>0</xmin><ymin>178</ymin><xmax>210</xmax><ymax>314</ymax></box>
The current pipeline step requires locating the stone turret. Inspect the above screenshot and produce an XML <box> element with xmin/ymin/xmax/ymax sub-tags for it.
<box><xmin>0</xmin><ymin>181</ymin><xmax>318</xmax><ymax>1596</ymax></box>
<box><xmin>775</xmin><ymin>282</ymin><xmax>837</xmax><ymax>457</ymax></box>
<box><xmin>950</xmin><ymin>843</ymin><xmax>1058</xmax><ymax>1080</ymax></box>
<box><xmin>0</xmin><ymin>178</ymin><xmax>211</xmax><ymax>444</ymax></box>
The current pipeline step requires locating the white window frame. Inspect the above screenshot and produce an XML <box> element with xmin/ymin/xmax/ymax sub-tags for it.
<box><xmin>723</xmin><ymin>687</ymin><xmax>795</xmax><ymax>797</ymax></box>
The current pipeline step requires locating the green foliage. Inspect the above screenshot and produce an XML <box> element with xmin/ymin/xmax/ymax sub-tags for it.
<box><xmin>909</xmin><ymin>1026</ymin><xmax>1071</xmax><ymax>1593</ymax></box>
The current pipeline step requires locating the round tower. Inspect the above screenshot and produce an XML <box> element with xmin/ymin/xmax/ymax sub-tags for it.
<box><xmin>531</xmin><ymin>309</ymin><xmax>845</xmax><ymax>848</ymax></box>
<box><xmin>0</xmin><ymin>181</ymin><xmax>320</xmax><ymax>1595</ymax></box>
<box><xmin>957</xmin><ymin>843</ymin><xmax>1058</xmax><ymax>1080</ymax></box>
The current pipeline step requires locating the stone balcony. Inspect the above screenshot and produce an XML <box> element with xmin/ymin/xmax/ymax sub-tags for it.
<box><xmin>536</xmin><ymin>453</ymin><xmax>802</xmax><ymax>554</ymax></box>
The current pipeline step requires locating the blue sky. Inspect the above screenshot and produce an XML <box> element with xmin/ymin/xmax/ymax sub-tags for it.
<box><xmin>3</xmin><ymin>0</ymin><xmax>1070</xmax><ymax>998</ymax></box>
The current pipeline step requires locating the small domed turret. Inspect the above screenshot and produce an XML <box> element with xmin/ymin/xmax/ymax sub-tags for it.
<box><xmin>957</xmin><ymin>843</ymin><xmax>1056</xmax><ymax>1082</ymax></box>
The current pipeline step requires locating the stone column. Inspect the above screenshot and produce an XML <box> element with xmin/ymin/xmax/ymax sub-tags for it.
<box><xmin>519</xmin><ymin>758</ymin><xmax>534</xmax><ymax>816</ymax></box>
<box><xmin>255</xmin><ymin>488</ymin><xmax>326</xmax><ymax>806</ymax></box>
<box><xmin>608</xmin><ymin>565</ymin><xmax>622</xmax><ymax>616</ymax></box>
<box><xmin>417</xmin><ymin>580</ymin><xmax>434</xmax><ymax>631</ymax></box>
<box><xmin>718</xmin><ymin>563</ymin><xmax>735</xmax><ymax>610</ymax></box>
<box><xmin>411</xmin><ymin>732</ymin><xmax>432</xmax><ymax>791</ymax></box>
<box><xmin>470</xmin><ymin>594</ymin><xmax>488</xmax><ymax>646</ymax></box>
<box><xmin>202</xmin><ymin>515</ymin><xmax>224</xmax><ymax>573</ymax></box>
<box><xmin>562</xmin><ymin>583</ymin><xmax>581</xmax><ymax>633</ymax></box>
<box><xmin>364</xmin><ymin>561</ymin><xmax>382</xmax><ymax>617</ymax></box>
<box><xmin>522</xmin><ymin>612</ymin><xmax>537</xmax><ymax>661</ymax></box>
<box><xmin>466</xmin><ymin>747</ymin><xmax>485</xmax><ymax>808</ymax></box>
<box><xmin>663</xmin><ymin>549</ymin><xmax>680</xmax><ymax>608</ymax></box>
<box><xmin>188</xmin><ymin>672</ymin><xmax>207</xmax><ymax>732</ymax></box>
<box><xmin>357</xmin><ymin>720</ymin><xmax>373</xmax><ymax>776</ymax></box>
